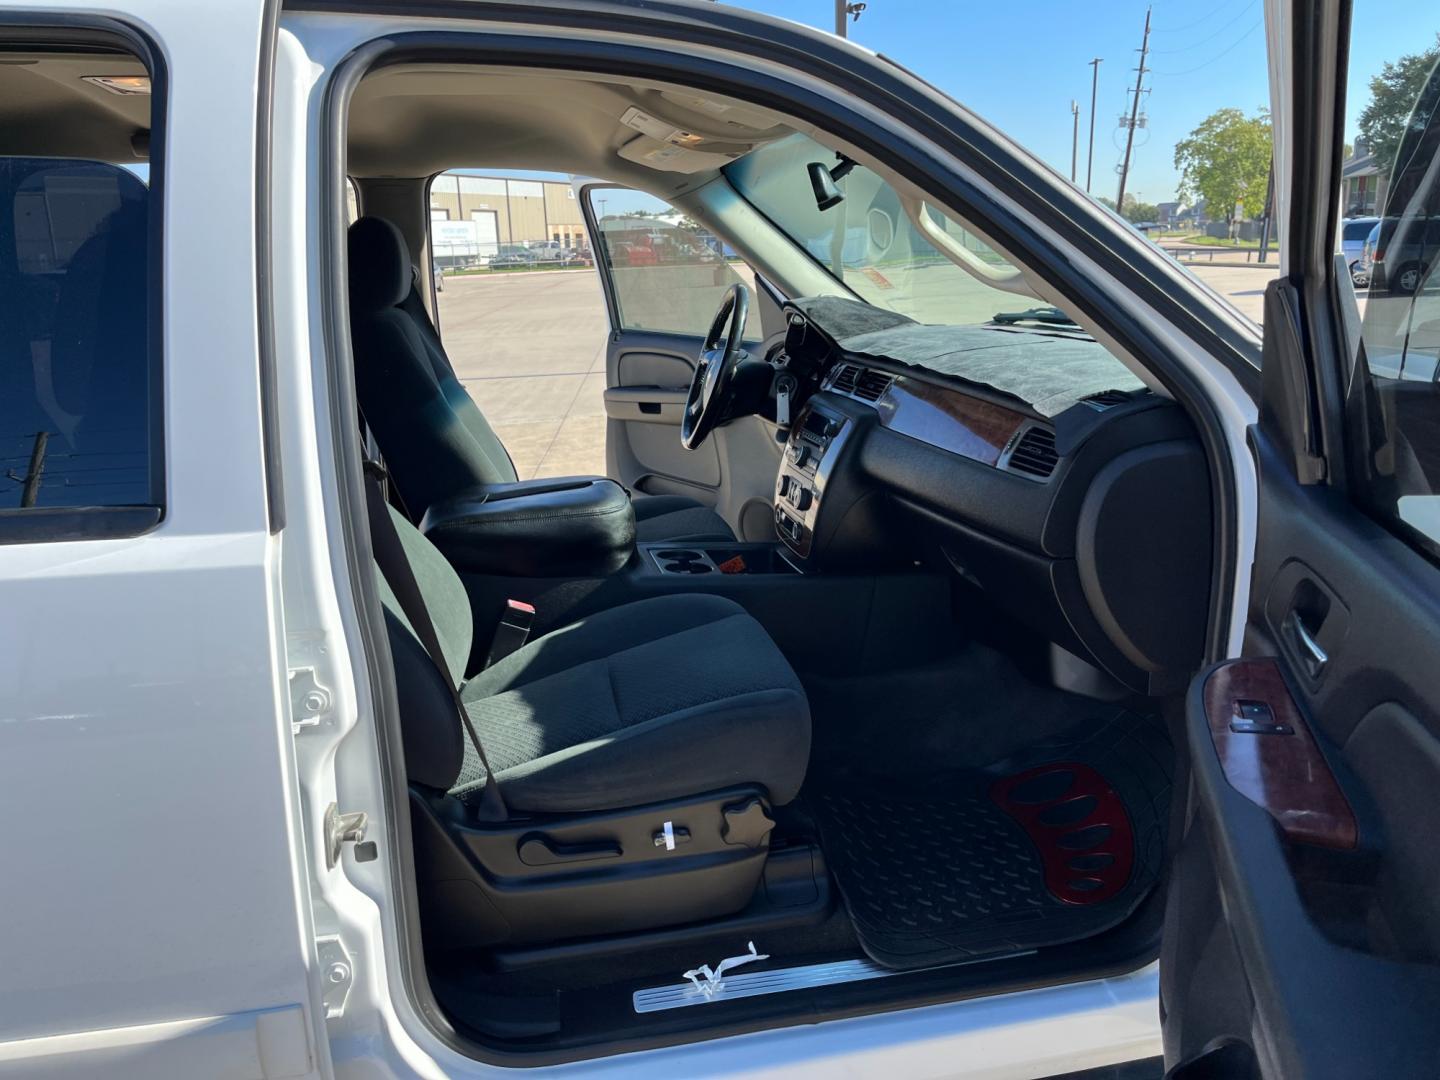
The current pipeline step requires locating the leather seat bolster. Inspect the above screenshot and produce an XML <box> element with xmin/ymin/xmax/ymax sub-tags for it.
<box><xmin>421</xmin><ymin>476</ymin><xmax>636</xmax><ymax>578</ymax></box>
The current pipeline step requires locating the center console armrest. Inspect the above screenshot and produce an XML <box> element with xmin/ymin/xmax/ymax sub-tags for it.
<box><xmin>419</xmin><ymin>476</ymin><xmax>635</xmax><ymax>578</ymax></box>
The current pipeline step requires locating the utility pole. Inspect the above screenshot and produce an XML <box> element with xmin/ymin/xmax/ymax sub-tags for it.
<box><xmin>9</xmin><ymin>431</ymin><xmax>48</xmax><ymax>508</ymax></box>
<box><xmin>1257</xmin><ymin>159</ymin><xmax>1275</xmax><ymax>263</ymax></box>
<box><xmin>1070</xmin><ymin>101</ymin><xmax>1080</xmax><ymax>183</ymax></box>
<box><xmin>834</xmin><ymin>0</ymin><xmax>865</xmax><ymax>37</ymax></box>
<box><xmin>1086</xmin><ymin>58</ymin><xmax>1102</xmax><ymax>192</ymax></box>
<box><xmin>1115</xmin><ymin>6</ymin><xmax>1151</xmax><ymax>212</ymax></box>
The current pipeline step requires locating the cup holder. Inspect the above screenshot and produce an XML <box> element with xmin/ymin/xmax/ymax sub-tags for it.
<box><xmin>650</xmin><ymin>546</ymin><xmax>720</xmax><ymax>575</ymax></box>
<box><xmin>663</xmin><ymin>561</ymin><xmax>712</xmax><ymax>574</ymax></box>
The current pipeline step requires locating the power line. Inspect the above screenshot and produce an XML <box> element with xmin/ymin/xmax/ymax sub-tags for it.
<box><xmin>1151</xmin><ymin>19</ymin><xmax>1263</xmax><ymax>77</ymax></box>
<box><xmin>1149</xmin><ymin>1</ymin><xmax>1257</xmax><ymax>54</ymax></box>
<box><xmin>1148</xmin><ymin>0</ymin><xmax>1251</xmax><ymax>35</ymax></box>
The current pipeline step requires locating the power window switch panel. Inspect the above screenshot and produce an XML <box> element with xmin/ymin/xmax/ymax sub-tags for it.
<box><xmin>1229</xmin><ymin>699</ymin><xmax>1294</xmax><ymax>735</ymax></box>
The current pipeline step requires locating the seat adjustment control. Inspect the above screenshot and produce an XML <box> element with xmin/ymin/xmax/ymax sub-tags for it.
<box><xmin>518</xmin><ymin>833</ymin><xmax>622</xmax><ymax>866</ymax></box>
<box><xmin>652</xmin><ymin>820</ymin><xmax>691</xmax><ymax>851</ymax></box>
<box><xmin>721</xmin><ymin>798</ymin><xmax>775</xmax><ymax>849</ymax></box>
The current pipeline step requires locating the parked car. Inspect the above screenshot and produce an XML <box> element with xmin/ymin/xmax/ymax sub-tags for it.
<box><xmin>487</xmin><ymin>243</ymin><xmax>533</xmax><ymax>267</ymax></box>
<box><xmin>3</xmin><ymin>2</ymin><xmax>1438</xmax><ymax>1079</ymax></box>
<box><xmin>1365</xmin><ymin>215</ymin><xmax>1440</xmax><ymax>294</ymax></box>
<box><xmin>528</xmin><ymin>239</ymin><xmax>569</xmax><ymax>261</ymax></box>
<box><xmin>1342</xmin><ymin>214</ymin><xmax>1379</xmax><ymax>283</ymax></box>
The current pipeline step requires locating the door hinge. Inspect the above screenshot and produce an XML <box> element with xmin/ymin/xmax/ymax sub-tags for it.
<box><xmin>324</xmin><ymin>802</ymin><xmax>377</xmax><ymax>868</ymax></box>
<box><xmin>288</xmin><ymin>666</ymin><xmax>333</xmax><ymax>733</ymax></box>
<box><xmin>316</xmin><ymin>934</ymin><xmax>355</xmax><ymax>1019</ymax></box>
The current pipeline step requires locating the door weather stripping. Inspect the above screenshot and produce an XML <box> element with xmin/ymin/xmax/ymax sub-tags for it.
<box><xmin>633</xmin><ymin>947</ymin><xmax>1038</xmax><ymax>1013</ymax></box>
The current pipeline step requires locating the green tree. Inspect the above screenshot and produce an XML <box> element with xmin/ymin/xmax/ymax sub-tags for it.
<box><xmin>1123</xmin><ymin>197</ymin><xmax>1160</xmax><ymax>224</ymax></box>
<box><xmin>1173</xmin><ymin>107</ymin><xmax>1272</xmax><ymax>224</ymax></box>
<box><xmin>1357</xmin><ymin>36</ymin><xmax>1440</xmax><ymax>178</ymax></box>
<box><xmin>1097</xmin><ymin>194</ymin><xmax>1161</xmax><ymax>224</ymax></box>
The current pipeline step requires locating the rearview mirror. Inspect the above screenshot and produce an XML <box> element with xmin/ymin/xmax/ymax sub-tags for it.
<box><xmin>808</xmin><ymin>161</ymin><xmax>845</xmax><ymax>211</ymax></box>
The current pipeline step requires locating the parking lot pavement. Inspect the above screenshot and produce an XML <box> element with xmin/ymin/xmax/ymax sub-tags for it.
<box><xmin>1184</xmin><ymin>262</ymin><xmax>1276</xmax><ymax>325</ymax></box>
<box><xmin>435</xmin><ymin>260</ymin><xmax>1282</xmax><ymax>481</ymax></box>
<box><xmin>437</xmin><ymin>268</ymin><xmax>609</xmax><ymax>479</ymax></box>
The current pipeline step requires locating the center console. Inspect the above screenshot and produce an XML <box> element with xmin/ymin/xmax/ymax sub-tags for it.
<box><xmin>774</xmin><ymin>403</ymin><xmax>851</xmax><ymax>561</ymax></box>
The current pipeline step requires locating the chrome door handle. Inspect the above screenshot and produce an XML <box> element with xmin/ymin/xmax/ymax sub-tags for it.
<box><xmin>1288</xmin><ymin>612</ymin><xmax>1328</xmax><ymax>677</ymax></box>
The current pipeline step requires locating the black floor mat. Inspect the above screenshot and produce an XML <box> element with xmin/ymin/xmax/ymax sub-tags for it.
<box><xmin>812</xmin><ymin>710</ymin><xmax>1172</xmax><ymax>970</ymax></box>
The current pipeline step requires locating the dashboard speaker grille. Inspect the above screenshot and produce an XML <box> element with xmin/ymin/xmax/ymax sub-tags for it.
<box><xmin>1006</xmin><ymin>426</ymin><xmax>1059</xmax><ymax>478</ymax></box>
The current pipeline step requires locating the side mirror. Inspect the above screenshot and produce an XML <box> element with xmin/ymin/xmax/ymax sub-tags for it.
<box><xmin>808</xmin><ymin>161</ymin><xmax>845</xmax><ymax>211</ymax></box>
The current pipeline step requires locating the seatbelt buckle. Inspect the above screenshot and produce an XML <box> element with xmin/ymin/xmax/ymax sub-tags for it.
<box><xmin>486</xmin><ymin>599</ymin><xmax>535</xmax><ymax>667</ymax></box>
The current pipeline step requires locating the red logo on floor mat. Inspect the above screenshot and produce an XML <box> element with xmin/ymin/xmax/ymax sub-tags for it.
<box><xmin>990</xmin><ymin>763</ymin><xmax>1135</xmax><ymax>905</ymax></box>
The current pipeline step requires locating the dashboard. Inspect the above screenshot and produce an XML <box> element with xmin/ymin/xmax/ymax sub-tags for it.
<box><xmin>771</xmin><ymin>301</ymin><xmax>1215</xmax><ymax>695</ymax></box>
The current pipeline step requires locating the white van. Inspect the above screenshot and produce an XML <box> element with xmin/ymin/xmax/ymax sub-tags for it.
<box><xmin>2</xmin><ymin>2</ymin><xmax>1438</xmax><ymax>1078</ymax></box>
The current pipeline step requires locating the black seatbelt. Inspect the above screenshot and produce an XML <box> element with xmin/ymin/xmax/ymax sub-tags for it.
<box><xmin>356</xmin><ymin>404</ymin><xmax>416</xmax><ymax>524</ymax></box>
<box><xmin>363</xmin><ymin>463</ymin><xmax>507</xmax><ymax>820</ymax></box>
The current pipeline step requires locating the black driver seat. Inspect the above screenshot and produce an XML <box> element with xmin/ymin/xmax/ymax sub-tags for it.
<box><xmin>347</xmin><ymin>216</ymin><xmax>736</xmax><ymax>542</ymax></box>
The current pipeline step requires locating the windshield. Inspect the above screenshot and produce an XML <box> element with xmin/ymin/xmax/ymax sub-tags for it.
<box><xmin>724</xmin><ymin>134</ymin><xmax>1150</xmax><ymax>416</ymax></box>
<box><xmin>725</xmin><ymin>133</ymin><xmax>1070</xmax><ymax>329</ymax></box>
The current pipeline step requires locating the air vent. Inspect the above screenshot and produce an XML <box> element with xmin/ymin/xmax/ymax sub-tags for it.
<box><xmin>830</xmin><ymin>364</ymin><xmax>859</xmax><ymax>394</ymax></box>
<box><xmin>1006</xmin><ymin>426</ymin><xmax>1059</xmax><ymax>479</ymax></box>
<box><xmin>1081</xmin><ymin>389</ymin><xmax>1131</xmax><ymax>411</ymax></box>
<box><xmin>854</xmin><ymin>369</ymin><xmax>894</xmax><ymax>402</ymax></box>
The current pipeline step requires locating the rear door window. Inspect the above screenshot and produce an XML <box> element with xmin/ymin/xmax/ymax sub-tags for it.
<box><xmin>1</xmin><ymin>158</ymin><xmax>156</xmax><ymax>521</ymax></box>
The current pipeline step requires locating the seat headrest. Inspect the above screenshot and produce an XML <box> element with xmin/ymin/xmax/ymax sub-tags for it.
<box><xmin>348</xmin><ymin>215</ymin><xmax>411</xmax><ymax>311</ymax></box>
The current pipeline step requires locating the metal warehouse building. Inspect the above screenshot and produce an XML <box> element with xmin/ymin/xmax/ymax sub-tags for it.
<box><xmin>427</xmin><ymin>172</ymin><xmax>590</xmax><ymax>264</ymax></box>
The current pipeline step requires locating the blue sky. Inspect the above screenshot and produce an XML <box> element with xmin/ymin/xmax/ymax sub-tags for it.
<box><xmin>717</xmin><ymin>0</ymin><xmax>1433</xmax><ymax>206</ymax></box>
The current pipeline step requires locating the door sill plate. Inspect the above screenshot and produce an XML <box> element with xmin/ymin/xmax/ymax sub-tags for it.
<box><xmin>632</xmin><ymin>951</ymin><xmax>1033</xmax><ymax>1013</ymax></box>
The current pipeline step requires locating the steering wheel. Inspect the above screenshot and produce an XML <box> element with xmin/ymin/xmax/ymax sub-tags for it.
<box><xmin>681</xmin><ymin>283</ymin><xmax>750</xmax><ymax>450</ymax></box>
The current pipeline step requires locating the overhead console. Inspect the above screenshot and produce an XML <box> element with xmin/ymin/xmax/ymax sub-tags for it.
<box><xmin>773</xmin><ymin>301</ymin><xmax>1215</xmax><ymax>694</ymax></box>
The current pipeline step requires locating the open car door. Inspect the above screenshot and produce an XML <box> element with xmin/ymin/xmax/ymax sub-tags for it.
<box><xmin>1162</xmin><ymin>2</ymin><xmax>1440</xmax><ymax>1076</ymax></box>
<box><xmin>580</xmin><ymin>182</ymin><xmax>784</xmax><ymax>537</ymax></box>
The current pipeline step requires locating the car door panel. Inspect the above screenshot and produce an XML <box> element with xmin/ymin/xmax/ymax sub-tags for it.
<box><xmin>0</xmin><ymin>4</ymin><xmax>324</xmax><ymax>1077</ymax></box>
<box><xmin>603</xmin><ymin>332</ymin><xmax>722</xmax><ymax>490</ymax></box>
<box><xmin>1165</xmin><ymin>411</ymin><xmax>1440</xmax><ymax>1080</ymax></box>
<box><xmin>1162</xmin><ymin>2</ymin><xmax>1440</xmax><ymax>1074</ymax></box>
<box><xmin>582</xmin><ymin>183</ymin><xmax>785</xmax><ymax>530</ymax></box>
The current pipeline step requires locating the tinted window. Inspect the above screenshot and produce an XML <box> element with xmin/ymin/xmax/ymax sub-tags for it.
<box><xmin>1</xmin><ymin>159</ymin><xmax>154</xmax><ymax>513</ymax></box>
<box><xmin>1344</xmin><ymin>219</ymin><xmax>1378</xmax><ymax>241</ymax></box>
<box><xmin>586</xmin><ymin>186</ymin><xmax>760</xmax><ymax>340</ymax></box>
<box><xmin>1350</xmin><ymin>41</ymin><xmax>1440</xmax><ymax>554</ymax></box>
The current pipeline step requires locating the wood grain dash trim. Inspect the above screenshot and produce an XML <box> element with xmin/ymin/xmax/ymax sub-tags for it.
<box><xmin>878</xmin><ymin>377</ymin><xmax>1027</xmax><ymax>465</ymax></box>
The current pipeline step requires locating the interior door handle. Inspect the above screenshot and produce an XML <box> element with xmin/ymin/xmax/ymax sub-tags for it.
<box><xmin>1286</xmin><ymin>611</ymin><xmax>1328</xmax><ymax>678</ymax></box>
